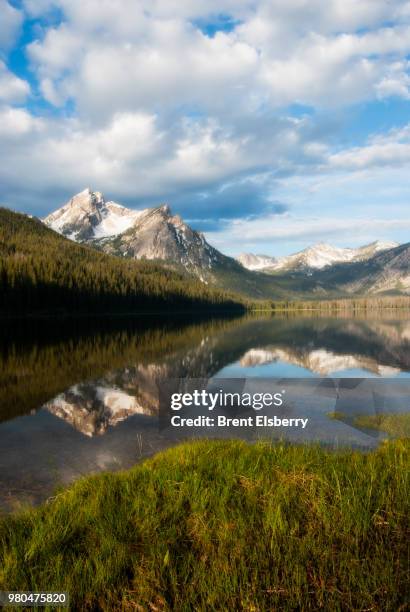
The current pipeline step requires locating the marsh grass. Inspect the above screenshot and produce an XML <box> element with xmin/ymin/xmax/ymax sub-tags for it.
<box><xmin>353</xmin><ymin>413</ymin><xmax>410</xmax><ymax>438</ymax></box>
<box><xmin>326</xmin><ymin>410</ymin><xmax>346</xmax><ymax>420</ymax></box>
<box><xmin>0</xmin><ymin>439</ymin><xmax>408</xmax><ymax>611</ymax></box>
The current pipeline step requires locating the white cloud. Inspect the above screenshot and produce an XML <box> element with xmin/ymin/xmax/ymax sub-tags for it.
<box><xmin>376</xmin><ymin>61</ymin><xmax>410</xmax><ymax>99</ymax></box>
<box><xmin>28</xmin><ymin>25</ymin><xmax>83</xmax><ymax>78</ymax></box>
<box><xmin>247</xmin><ymin>0</ymin><xmax>391</xmax><ymax>36</ymax></box>
<box><xmin>0</xmin><ymin>61</ymin><xmax>30</xmax><ymax>103</ymax></box>
<box><xmin>0</xmin><ymin>0</ymin><xmax>23</xmax><ymax>51</ymax></box>
<box><xmin>28</xmin><ymin>22</ymin><xmax>259</xmax><ymax>121</ymax></box>
<box><xmin>0</xmin><ymin>106</ymin><xmax>311</xmax><ymax>207</ymax></box>
<box><xmin>24</xmin><ymin>0</ymin><xmax>410</xmax><ymax>120</ymax></box>
<box><xmin>0</xmin><ymin>107</ymin><xmax>43</xmax><ymax>140</ymax></box>
<box><xmin>23</xmin><ymin>0</ymin><xmax>254</xmax><ymax>24</ymax></box>
<box><xmin>248</xmin><ymin>23</ymin><xmax>410</xmax><ymax>107</ymax></box>
<box><xmin>329</xmin><ymin>125</ymin><xmax>410</xmax><ymax>169</ymax></box>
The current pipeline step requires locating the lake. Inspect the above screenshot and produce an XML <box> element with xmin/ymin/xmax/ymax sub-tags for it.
<box><xmin>1</xmin><ymin>311</ymin><xmax>409</xmax><ymax>511</ymax></box>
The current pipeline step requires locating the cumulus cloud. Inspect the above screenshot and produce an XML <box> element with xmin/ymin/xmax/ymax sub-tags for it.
<box><xmin>28</xmin><ymin>21</ymin><xmax>260</xmax><ymax>121</ymax></box>
<box><xmin>23</xmin><ymin>0</ymin><xmax>410</xmax><ymax>120</ymax></box>
<box><xmin>0</xmin><ymin>105</ymin><xmax>316</xmax><ymax>216</ymax></box>
<box><xmin>376</xmin><ymin>60</ymin><xmax>410</xmax><ymax>99</ymax></box>
<box><xmin>0</xmin><ymin>107</ymin><xmax>42</xmax><ymax>137</ymax></box>
<box><xmin>329</xmin><ymin>124</ymin><xmax>410</xmax><ymax>169</ymax></box>
<box><xmin>0</xmin><ymin>61</ymin><xmax>30</xmax><ymax>103</ymax></box>
<box><xmin>0</xmin><ymin>0</ymin><xmax>23</xmax><ymax>51</ymax></box>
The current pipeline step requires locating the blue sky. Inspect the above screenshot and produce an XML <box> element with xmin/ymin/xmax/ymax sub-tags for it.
<box><xmin>1</xmin><ymin>0</ymin><xmax>410</xmax><ymax>256</ymax></box>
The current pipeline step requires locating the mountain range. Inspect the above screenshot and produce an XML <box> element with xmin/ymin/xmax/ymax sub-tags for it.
<box><xmin>238</xmin><ymin>241</ymin><xmax>399</xmax><ymax>273</ymax></box>
<box><xmin>42</xmin><ymin>188</ymin><xmax>410</xmax><ymax>299</ymax></box>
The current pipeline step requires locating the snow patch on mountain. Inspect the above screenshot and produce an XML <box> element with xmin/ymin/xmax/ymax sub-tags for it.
<box><xmin>43</xmin><ymin>188</ymin><xmax>148</xmax><ymax>241</ymax></box>
<box><xmin>239</xmin><ymin>347</ymin><xmax>402</xmax><ymax>376</ymax></box>
<box><xmin>44</xmin><ymin>383</ymin><xmax>150</xmax><ymax>437</ymax></box>
<box><xmin>238</xmin><ymin>241</ymin><xmax>400</xmax><ymax>273</ymax></box>
<box><xmin>237</xmin><ymin>253</ymin><xmax>277</xmax><ymax>271</ymax></box>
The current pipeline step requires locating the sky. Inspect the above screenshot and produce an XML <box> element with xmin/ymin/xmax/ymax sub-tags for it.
<box><xmin>1</xmin><ymin>0</ymin><xmax>410</xmax><ymax>256</ymax></box>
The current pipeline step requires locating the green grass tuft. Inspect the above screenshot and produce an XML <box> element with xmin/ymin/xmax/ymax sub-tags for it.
<box><xmin>353</xmin><ymin>413</ymin><xmax>410</xmax><ymax>438</ymax></box>
<box><xmin>326</xmin><ymin>410</ymin><xmax>346</xmax><ymax>420</ymax></box>
<box><xmin>0</xmin><ymin>440</ymin><xmax>409</xmax><ymax>610</ymax></box>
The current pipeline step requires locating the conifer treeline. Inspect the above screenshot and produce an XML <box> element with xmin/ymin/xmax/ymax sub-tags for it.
<box><xmin>263</xmin><ymin>296</ymin><xmax>410</xmax><ymax>311</ymax></box>
<box><xmin>0</xmin><ymin>208</ymin><xmax>245</xmax><ymax>315</ymax></box>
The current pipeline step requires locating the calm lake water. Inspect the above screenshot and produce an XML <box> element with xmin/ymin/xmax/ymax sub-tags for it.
<box><xmin>1</xmin><ymin>312</ymin><xmax>409</xmax><ymax>511</ymax></box>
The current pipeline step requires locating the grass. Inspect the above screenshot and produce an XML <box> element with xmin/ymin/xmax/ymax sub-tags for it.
<box><xmin>0</xmin><ymin>439</ymin><xmax>409</xmax><ymax>611</ymax></box>
<box><xmin>353</xmin><ymin>413</ymin><xmax>410</xmax><ymax>438</ymax></box>
<box><xmin>326</xmin><ymin>410</ymin><xmax>346</xmax><ymax>420</ymax></box>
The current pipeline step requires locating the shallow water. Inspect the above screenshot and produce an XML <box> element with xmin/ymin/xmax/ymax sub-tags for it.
<box><xmin>1</xmin><ymin>312</ymin><xmax>409</xmax><ymax>511</ymax></box>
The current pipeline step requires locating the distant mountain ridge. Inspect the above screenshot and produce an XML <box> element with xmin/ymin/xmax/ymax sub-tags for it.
<box><xmin>238</xmin><ymin>241</ymin><xmax>399</xmax><ymax>273</ymax></box>
<box><xmin>237</xmin><ymin>253</ymin><xmax>278</xmax><ymax>271</ymax></box>
<box><xmin>309</xmin><ymin>242</ymin><xmax>410</xmax><ymax>295</ymax></box>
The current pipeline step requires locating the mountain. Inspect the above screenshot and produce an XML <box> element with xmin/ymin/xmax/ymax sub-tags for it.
<box><xmin>0</xmin><ymin>207</ymin><xmax>245</xmax><ymax>315</ymax></box>
<box><xmin>44</xmin><ymin>382</ymin><xmax>153</xmax><ymax>437</ymax></box>
<box><xmin>238</xmin><ymin>241</ymin><xmax>399</xmax><ymax>273</ymax></box>
<box><xmin>239</xmin><ymin>347</ymin><xmax>400</xmax><ymax>376</ymax></box>
<box><xmin>43</xmin><ymin>188</ymin><xmax>147</xmax><ymax>241</ymax></box>
<box><xmin>311</xmin><ymin>242</ymin><xmax>410</xmax><ymax>295</ymax></box>
<box><xmin>44</xmin><ymin>188</ymin><xmax>227</xmax><ymax>279</ymax></box>
<box><xmin>237</xmin><ymin>241</ymin><xmax>410</xmax><ymax>297</ymax></box>
<box><xmin>237</xmin><ymin>253</ymin><xmax>277</xmax><ymax>271</ymax></box>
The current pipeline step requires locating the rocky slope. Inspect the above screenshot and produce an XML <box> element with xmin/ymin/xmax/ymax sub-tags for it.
<box><xmin>312</xmin><ymin>242</ymin><xmax>410</xmax><ymax>295</ymax></box>
<box><xmin>92</xmin><ymin>204</ymin><xmax>226</xmax><ymax>280</ymax></box>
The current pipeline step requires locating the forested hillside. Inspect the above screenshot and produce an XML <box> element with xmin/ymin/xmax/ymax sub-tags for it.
<box><xmin>0</xmin><ymin>208</ymin><xmax>245</xmax><ymax>315</ymax></box>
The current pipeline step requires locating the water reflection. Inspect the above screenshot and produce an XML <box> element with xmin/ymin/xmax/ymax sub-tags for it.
<box><xmin>1</xmin><ymin>312</ymin><xmax>409</xmax><ymax>510</ymax></box>
<box><xmin>44</xmin><ymin>382</ymin><xmax>153</xmax><ymax>437</ymax></box>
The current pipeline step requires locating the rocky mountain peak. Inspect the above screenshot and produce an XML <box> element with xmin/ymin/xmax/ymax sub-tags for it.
<box><xmin>43</xmin><ymin>189</ymin><xmax>148</xmax><ymax>242</ymax></box>
<box><xmin>69</xmin><ymin>188</ymin><xmax>104</xmax><ymax>210</ymax></box>
<box><xmin>158</xmin><ymin>203</ymin><xmax>171</xmax><ymax>215</ymax></box>
<box><xmin>43</xmin><ymin>188</ymin><xmax>228</xmax><ymax>278</ymax></box>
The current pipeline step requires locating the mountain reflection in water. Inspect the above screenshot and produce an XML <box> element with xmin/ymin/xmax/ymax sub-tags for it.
<box><xmin>0</xmin><ymin>311</ymin><xmax>409</xmax><ymax>510</ymax></box>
